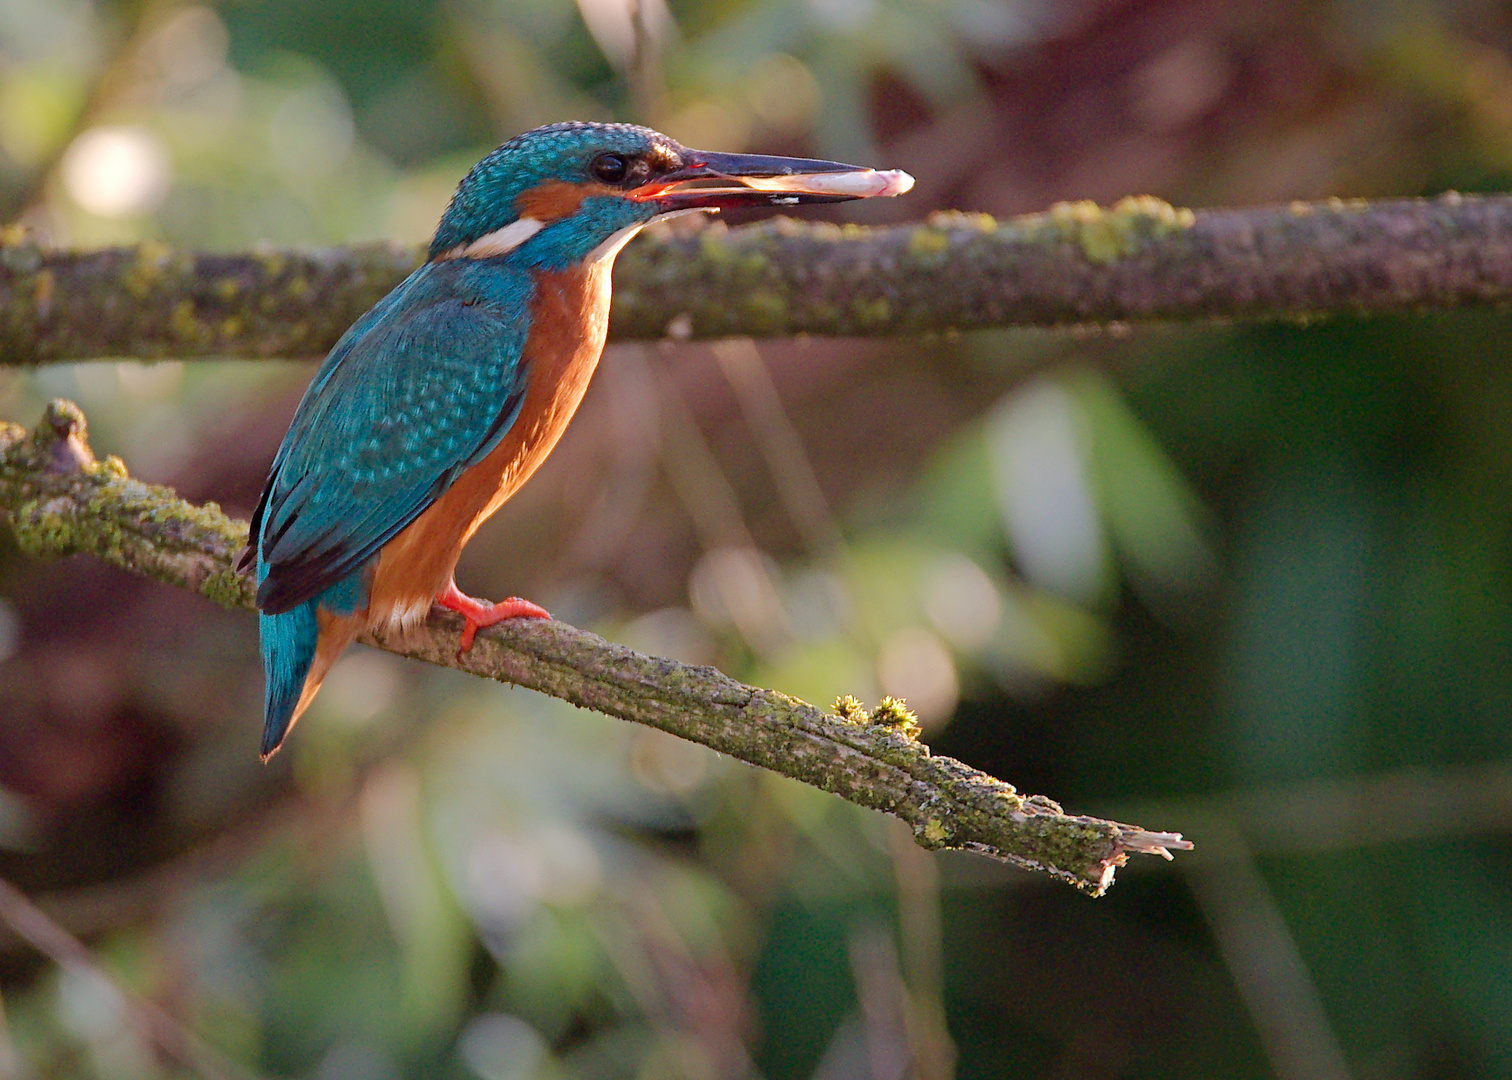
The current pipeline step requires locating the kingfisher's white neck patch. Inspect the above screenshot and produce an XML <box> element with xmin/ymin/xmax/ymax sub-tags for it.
<box><xmin>440</xmin><ymin>216</ymin><xmax>544</xmax><ymax>260</ymax></box>
<box><xmin>584</xmin><ymin>208</ymin><xmax>714</xmax><ymax>266</ymax></box>
<box><xmin>585</xmin><ymin>222</ymin><xmax>648</xmax><ymax>265</ymax></box>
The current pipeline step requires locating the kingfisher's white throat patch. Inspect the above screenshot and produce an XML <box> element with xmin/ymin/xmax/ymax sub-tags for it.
<box><xmin>442</xmin><ymin>217</ymin><xmax>545</xmax><ymax>260</ymax></box>
<box><xmin>585</xmin><ymin>222</ymin><xmax>648</xmax><ymax>265</ymax></box>
<box><xmin>585</xmin><ymin>208</ymin><xmax>713</xmax><ymax>266</ymax></box>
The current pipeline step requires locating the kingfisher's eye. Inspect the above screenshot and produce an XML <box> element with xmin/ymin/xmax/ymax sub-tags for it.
<box><xmin>591</xmin><ymin>153</ymin><xmax>629</xmax><ymax>183</ymax></box>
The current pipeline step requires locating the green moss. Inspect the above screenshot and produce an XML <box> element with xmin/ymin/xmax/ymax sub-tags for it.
<box><xmin>1043</xmin><ymin>195</ymin><xmax>1197</xmax><ymax>265</ymax></box>
<box><xmin>850</xmin><ymin>296</ymin><xmax>890</xmax><ymax>327</ymax></box>
<box><xmin>1025</xmin><ymin>793</ymin><xmax>1063</xmax><ymax>814</ymax></box>
<box><xmin>741</xmin><ymin>291</ymin><xmax>785</xmax><ymax>331</ymax></box>
<box><xmin>926</xmin><ymin>210</ymin><xmax>997</xmax><ymax>232</ymax></box>
<box><xmin>257</xmin><ymin>251</ymin><xmax>287</xmax><ymax>278</ymax></box>
<box><xmin>203</xmin><ymin>567</ymin><xmax>255</xmax><ymax>610</ymax></box>
<box><xmin>169</xmin><ymin>299</ymin><xmax>200</xmax><ymax>342</ymax></box>
<box><xmin>1030</xmin><ymin>817</ymin><xmax>1110</xmax><ymax>889</ymax></box>
<box><xmin>868</xmin><ymin>695</ymin><xmax>920</xmax><ymax>738</ymax></box>
<box><xmin>11</xmin><ymin>498</ymin><xmax>74</xmax><ymax>558</ymax></box>
<box><xmin>124</xmin><ymin>240</ymin><xmax>173</xmax><ymax>300</ymax></box>
<box><xmin>833</xmin><ymin>694</ymin><xmax>869</xmax><ymax>723</ymax></box>
<box><xmin>737</xmin><ymin>252</ymin><xmax>770</xmax><ymax>277</ymax></box>
<box><xmin>908</xmin><ymin>228</ymin><xmax>950</xmax><ymax>257</ymax></box>
<box><xmin>1321</xmin><ymin>195</ymin><xmax>1369</xmax><ymax>214</ymax></box>
<box><xmin>919</xmin><ymin>817</ymin><xmax>950</xmax><ymax>845</ymax></box>
<box><xmin>871</xmin><ymin>735</ymin><xmax>922</xmax><ymax>766</ymax></box>
<box><xmin>699</xmin><ymin>232</ymin><xmax>732</xmax><ymax>265</ymax></box>
<box><xmin>143</xmin><ymin>492</ymin><xmax>245</xmax><ymax>542</ymax></box>
<box><xmin>95</xmin><ymin>455</ymin><xmax>128</xmax><ymax>479</ymax></box>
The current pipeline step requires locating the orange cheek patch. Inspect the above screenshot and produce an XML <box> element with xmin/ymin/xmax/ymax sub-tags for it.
<box><xmin>515</xmin><ymin>180</ymin><xmax>619</xmax><ymax>221</ymax></box>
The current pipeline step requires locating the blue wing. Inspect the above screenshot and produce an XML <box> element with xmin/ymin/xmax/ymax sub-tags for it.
<box><xmin>248</xmin><ymin>262</ymin><xmax>533</xmax><ymax>614</ymax></box>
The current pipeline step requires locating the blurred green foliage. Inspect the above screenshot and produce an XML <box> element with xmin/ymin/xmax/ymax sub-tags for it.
<box><xmin>4</xmin><ymin>0</ymin><xmax>1512</xmax><ymax>1078</ymax></box>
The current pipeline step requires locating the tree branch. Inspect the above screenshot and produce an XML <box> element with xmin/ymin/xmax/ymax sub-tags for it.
<box><xmin>0</xmin><ymin>874</ymin><xmax>261</xmax><ymax>1080</ymax></box>
<box><xmin>2</xmin><ymin>193</ymin><xmax>1511</xmax><ymax>365</ymax></box>
<box><xmin>0</xmin><ymin>400</ymin><xmax>1189</xmax><ymax>894</ymax></box>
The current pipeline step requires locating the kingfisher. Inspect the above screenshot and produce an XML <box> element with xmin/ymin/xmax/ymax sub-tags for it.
<box><xmin>241</xmin><ymin>121</ymin><xmax>913</xmax><ymax>759</ymax></box>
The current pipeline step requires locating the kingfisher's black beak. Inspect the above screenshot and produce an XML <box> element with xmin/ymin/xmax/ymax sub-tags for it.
<box><xmin>631</xmin><ymin>149</ymin><xmax>913</xmax><ymax>210</ymax></box>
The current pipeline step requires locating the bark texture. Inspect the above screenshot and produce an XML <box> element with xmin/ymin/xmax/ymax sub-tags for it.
<box><xmin>0</xmin><ymin>400</ymin><xmax>1190</xmax><ymax>894</ymax></box>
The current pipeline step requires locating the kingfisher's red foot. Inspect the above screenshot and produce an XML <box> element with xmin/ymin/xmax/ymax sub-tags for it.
<box><xmin>435</xmin><ymin>581</ymin><xmax>550</xmax><ymax>652</ymax></box>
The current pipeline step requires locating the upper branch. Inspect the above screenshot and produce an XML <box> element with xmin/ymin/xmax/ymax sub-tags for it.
<box><xmin>3</xmin><ymin>193</ymin><xmax>1511</xmax><ymax>365</ymax></box>
<box><xmin>0</xmin><ymin>400</ymin><xmax>1189</xmax><ymax>894</ymax></box>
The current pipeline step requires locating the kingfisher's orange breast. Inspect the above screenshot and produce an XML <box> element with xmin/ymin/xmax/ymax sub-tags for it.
<box><xmin>366</xmin><ymin>259</ymin><xmax>614</xmax><ymax>628</ymax></box>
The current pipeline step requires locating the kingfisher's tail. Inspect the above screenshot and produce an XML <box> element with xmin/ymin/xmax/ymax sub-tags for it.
<box><xmin>259</xmin><ymin>602</ymin><xmax>319</xmax><ymax>759</ymax></box>
<box><xmin>259</xmin><ymin>602</ymin><xmax>367</xmax><ymax>759</ymax></box>
<box><xmin>257</xmin><ymin>562</ymin><xmax>373</xmax><ymax>759</ymax></box>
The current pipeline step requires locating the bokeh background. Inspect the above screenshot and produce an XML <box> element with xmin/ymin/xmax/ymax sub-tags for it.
<box><xmin>3</xmin><ymin>0</ymin><xmax>1512</xmax><ymax>1077</ymax></box>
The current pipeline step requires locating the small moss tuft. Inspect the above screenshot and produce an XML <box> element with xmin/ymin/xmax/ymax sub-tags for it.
<box><xmin>919</xmin><ymin>817</ymin><xmax>950</xmax><ymax>845</ymax></box>
<box><xmin>869</xmin><ymin>696</ymin><xmax>921</xmax><ymax>739</ymax></box>
<box><xmin>94</xmin><ymin>455</ymin><xmax>128</xmax><ymax>480</ymax></box>
<box><xmin>927</xmin><ymin>210</ymin><xmax>997</xmax><ymax>232</ymax></box>
<box><xmin>833</xmin><ymin>694</ymin><xmax>869</xmax><ymax>723</ymax></box>
<box><xmin>1044</xmin><ymin>196</ymin><xmax>1196</xmax><ymax>265</ymax></box>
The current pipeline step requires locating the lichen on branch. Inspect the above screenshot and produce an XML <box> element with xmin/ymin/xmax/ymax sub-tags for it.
<box><xmin>0</xmin><ymin>399</ymin><xmax>1190</xmax><ymax>894</ymax></box>
<box><xmin>0</xmin><ymin>400</ymin><xmax>253</xmax><ymax>607</ymax></box>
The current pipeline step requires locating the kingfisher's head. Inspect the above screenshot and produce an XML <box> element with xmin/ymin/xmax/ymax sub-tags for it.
<box><xmin>429</xmin><ymin>121</ymin><xmax>912</xmax><ymax>270</ymax></box>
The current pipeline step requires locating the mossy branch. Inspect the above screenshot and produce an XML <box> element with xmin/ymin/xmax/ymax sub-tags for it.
<box><xmin>2</xmin><ymin>193</ymin><xmax>1511</xmax><ymax>365</ymax></box>
<box><xmin>0</xmin><ymin>400</ymin><xmax>1189</xmax><ymax>894</ymax></box>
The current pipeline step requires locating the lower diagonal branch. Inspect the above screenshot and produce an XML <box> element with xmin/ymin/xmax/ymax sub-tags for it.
<box><xmin>1</xmin><ymin>400</ymin><xmax>1189</xmax><ymax>893</ymax></box>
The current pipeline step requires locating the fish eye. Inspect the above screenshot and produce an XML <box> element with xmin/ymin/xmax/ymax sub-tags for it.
<box><xmin>591</xmin><ymin>153</ymin><xmax>629</xmax><ymax>183</ymax></box>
